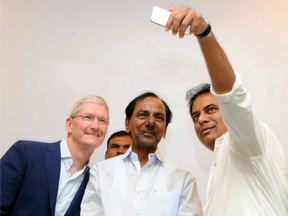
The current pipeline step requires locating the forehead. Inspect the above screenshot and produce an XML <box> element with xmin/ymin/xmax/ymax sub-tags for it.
<box><xmin>134</xmin><ymin>96</ymin><xmax>166</xmax><ymax>115</ymax></box>
<box><xmin>109</xmin><ymin>135</ymin><xmax>132</xmax><ymax>145</ymax></box>
<box><xmin>192</xmin><ymin>92</ymin><xmax>219</xmax><ymax>112</ymax></box>
<box><xmin>78</xmin><ymin>102</ymin><xmax>108</xmax><ymax>116</ymax></box>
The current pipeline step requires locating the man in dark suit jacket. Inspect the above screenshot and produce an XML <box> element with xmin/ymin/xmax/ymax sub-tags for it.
<box><xmin>0</xmin><ymin>94</ymin><xmax>109</xmax><ymax>216</ymax></box>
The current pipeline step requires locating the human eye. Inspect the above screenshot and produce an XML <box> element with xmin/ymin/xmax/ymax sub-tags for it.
<box><xmin>192</xmin><ymin>115</ymin><xmax>199</xmax><ymax>121</ymax></box>
<box><xmin>156</xmin><ymin>115</ymin><xmax>164</xmax><ymax>121</ymax></box>
<box><xmin>208</xmin><ymin>107</ymin><xmax>216</xmax><ymax>113</ymax></box>
<box><xmin>138</xmin><ymin>112</ymin><xmax>147</xmax><ymax>118</ymax></box>
<box><xmin>98</xmin><ymin>118</ymin><xmax>108</xmax><ymax>125</ymax></box>
<box><xmin>82</xmin><ymin>115</ymin><xmax>93</xmax><ymax>121</ymax></box>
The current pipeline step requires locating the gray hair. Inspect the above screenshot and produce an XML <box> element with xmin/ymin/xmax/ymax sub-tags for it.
<box><xmin>69</xmin><ymin>94</ymin><xmax>109</xmax><ymax>121</ymax></box>
<box><xmin>186</xmin><ymin>83</ymin><xmax>211</xmax><ymax>116</ymax></box>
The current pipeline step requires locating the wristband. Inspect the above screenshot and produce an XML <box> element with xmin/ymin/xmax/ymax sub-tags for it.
<box><xmin>196</xmin><ymin>23</ymin><xmax>211</xmax><ymax>38</ymax></box>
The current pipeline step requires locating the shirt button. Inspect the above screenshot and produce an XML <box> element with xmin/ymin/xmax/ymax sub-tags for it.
<box><xmin>138</xmin><ymin>191</ymin><xmax>141</xmax><ymax>194</ymax></box>
<box><xmin>60</xmin><ymin>199</ymin><xmax>63</xmax><ymax>203</ymax></box>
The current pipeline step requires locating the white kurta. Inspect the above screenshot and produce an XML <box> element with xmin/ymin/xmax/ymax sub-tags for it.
<box><xmin>204</xmin><ymin>72</ymin><xmax>288</xmax><ymax>216</ymax></box>
<box><xmin>81</xmin><ymin>147</ymin><xmax>203</xmax><ymax>216</ymax></box>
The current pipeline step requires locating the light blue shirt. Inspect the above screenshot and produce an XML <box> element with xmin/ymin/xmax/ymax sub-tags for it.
<box><xmin>55</xmin><ymin>140</ymin><xmax>89</xmax><ymax>216</ymax></box>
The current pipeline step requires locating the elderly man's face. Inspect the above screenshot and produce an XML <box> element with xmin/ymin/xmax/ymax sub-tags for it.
<box><xmin>105</xmin><ymin>135</ymin><xmax>132</xmax><ymax>159</ymax></box>
<box><xmin>66</xmin><ymin>102</ymin><xmax>109</xmax><ymax>150</ymax></box>
<box><xmin>125</xmin><ymin>96</ymin><xmax>167</xmax><ymax>148</ymax></box>
<box><xmin>191</xmin><ymin>92</ymin><xmax>227</xmax><ymax>151</ymax></box>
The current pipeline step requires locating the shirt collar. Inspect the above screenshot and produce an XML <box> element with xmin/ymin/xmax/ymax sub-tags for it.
<box><xmin>60</xmin><ymin>140</ymin><xmax>72</xmax><ymax>159</ymax></box>
<box><xmin>125</xmin><ymin>146</ymin><xmax>165</xmax><ymax>162</ymax></box>
<box><xmin>214</xmin><ymin>132</ymin><xmax>227</xmax><ymax>148</ymax></box>
<box><xmin>60</xmin><ymin>140</ymin><xmax>89</xmax><ymax>177</ymax></box>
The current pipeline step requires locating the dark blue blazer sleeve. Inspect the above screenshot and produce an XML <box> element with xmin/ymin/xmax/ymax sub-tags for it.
<box><xmin>0</xmin><ymin>141</ymin><xmax>27</xmax><ymax>215</ymax></box>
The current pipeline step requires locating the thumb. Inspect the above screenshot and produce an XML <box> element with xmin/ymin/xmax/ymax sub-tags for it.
<box><xmin>167</xmin><ymin>6</ymin><xmax>175</xmax><ymax>12</ymax></box>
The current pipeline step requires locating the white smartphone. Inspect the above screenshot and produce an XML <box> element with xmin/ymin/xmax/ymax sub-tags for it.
<box><xmin>150</xmin><ymin>6</ymin><xmax>190</xmax><ymax>35</ymax></box>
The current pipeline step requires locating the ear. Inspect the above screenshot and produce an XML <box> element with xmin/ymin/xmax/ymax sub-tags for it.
<box><xmin>105</xmin><ymin>151</ymin><xmax>108</xmax><ymax>160</ymax></box>
<box><xmin>125</xmin><ymin>118</ymin><xmax>131</xmax><ymax>133</ymax></box>
<box><xmin>162</xmin><ymin>125</ymin><xmax>168</xmax><ymax>139</ymax></box>
<box><xmin>66</xmin><ymin>118</ymin><xmax>73</xmax><ymax>133</ymax></box>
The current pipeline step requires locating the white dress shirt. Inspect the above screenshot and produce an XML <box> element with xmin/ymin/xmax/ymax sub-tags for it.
<box><xmin>204</xmin><ymin>72</ymin><xmax>288</xmax><ymax>216</ymax></box>
<box><xmin>81</xmin><ymin>147</ymin><xmax>203</xmax><ymax>216</ymax></box>
<box><xmin>55</xmin><ymin>140</ymin><xmax>89</xmax><ymax>216</ymax></box>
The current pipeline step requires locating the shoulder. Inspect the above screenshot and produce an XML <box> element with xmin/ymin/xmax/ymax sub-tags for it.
<box><xmin>90</xmin><ymin>154</ymin><xmax>128</xmax><ymax>173</ymax></box>
<box><xmin>4</xmin><ymin>140</ymin><xmax>61</xmax><ymax>158</ymax></box>
<box><xmin>13</xmin><ymin>140</ymin><xmax>60</xmax><ymax>151</ymax></box>
<box><xmin>94</xmin><ymin>154</ymin><xmax>126</xmax><ymax>166</ymax></box>
<box><xmin>162</xmin><ymin>159</ymin><xmax>196</xmax><ymax>179</ymax></box>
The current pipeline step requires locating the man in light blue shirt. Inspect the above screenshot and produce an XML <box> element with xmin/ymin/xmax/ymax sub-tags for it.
<box><xmin>1</xmin><ymin>94</ymin><xmax>109</xmax><ymax>216</ymax></box>
<box><xmin>81</xmin><ymin>92</ymin><xmax>203</xmax><ymax>216</ymax></box>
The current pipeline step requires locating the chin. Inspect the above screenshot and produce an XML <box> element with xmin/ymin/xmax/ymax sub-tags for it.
<box><xmin>201</xmin><ymin>139</ymin><xmax>214</xmax><ymax>150</ymax></box>
<box><xmin>85</xmin><ymin>139</ymin><xmax>103</xmax><ymax>147</ymax></box>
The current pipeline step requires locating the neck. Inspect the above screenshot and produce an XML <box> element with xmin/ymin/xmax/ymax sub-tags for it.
<box><xmin>66</xmin><ymin>136</ymin><xmax>94</xmax><ymax>175</ymax></box>
<box><xmin>132</xmin><ymin>144</ymin><xmax>157</xmax><ymax>168</ymax></box>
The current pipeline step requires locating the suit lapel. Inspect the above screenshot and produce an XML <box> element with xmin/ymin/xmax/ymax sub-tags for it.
<box><xmin>64</xmin><ymin>167</ymin><xmax>90</xmax><ymax>216</ymax></box>
<box><xmin>44</xmin><ymin>142</ymin><xmax>61</xmax><ymax>216</ymax></box>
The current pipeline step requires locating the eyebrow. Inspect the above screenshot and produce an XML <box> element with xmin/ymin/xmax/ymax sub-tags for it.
<box><xmin>109</xmin><ymin>144</ymin><xmax>120</xmax><ymax>147</ymax></box>
<box><xmin>191</xmin><ymin>111</ymin><xmax>199</xmax><ymax>116</ymax></box>
<box><xmin>138</xmin><ymin>110</ymin><xmax>149</xmax><ymax>114</ymax></box>
<box><xmin>204</xmin><ymin>104</ymin><xmax>217</xmax><ymax>109</ymax></box>
<box><xmin>138</xmin><ymin>110</ymin><xmax>165</xmax><ymax>116</ymax></box>
<box><xmin>155</xmin><ymin>112</ymin><xmax>165</xmax><ymax>117</ymax></box>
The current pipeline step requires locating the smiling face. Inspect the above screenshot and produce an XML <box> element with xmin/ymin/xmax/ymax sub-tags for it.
<box><xmin>125</xmin><ymin>96</ymin><xmax>167</xmax><ymax>150</ymax></box>
<box><xmin>191</xmin><ymin>92</ymin><xmax>227</xmax><ymax>151</ymax></box>
<box><xmin>105</xmin><ymin>135</ymin><xmax>133</xmax><ymax>159</ymax></box>
<box><xmin>66</xmin><ymin>102</ymin><xmax>109</xmax><ymax>150</ymax></box>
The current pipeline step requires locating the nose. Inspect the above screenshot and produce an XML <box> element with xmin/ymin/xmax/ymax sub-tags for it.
<box><xmin>90</xmin><ymin>118</ymin><xmax>99</xmax><ymax>129</ymax></box>
<box><xmin>198</xmin><ymin>113</ymin><xmax>209</xmax><ymax>124</ymax></box>
<box><xmin>145</xmin><ymin>115</ymin><xmax>155</xmax><ymax>127</ymax></box>
<box><xmin>117</xmin><ymin>147</ymin><xmax>124</xmax><ymax>154</ymax></box>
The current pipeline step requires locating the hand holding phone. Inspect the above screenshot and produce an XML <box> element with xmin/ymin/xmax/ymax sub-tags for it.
<box><xmin>151</xmin><ymin>6</ymin><xmax>208</xmax><ymax>38</ymax></box>
<box><xmin>151</xmin><ymin>6</ymin><xmax>190</xmax><ymax>36</ymax></box>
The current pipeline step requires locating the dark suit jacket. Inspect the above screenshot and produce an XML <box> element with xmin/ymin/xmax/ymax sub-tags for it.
<box><xmin>0</xmin><ymin>140</ymin><xmax>90</xmax><ymax>216</ymax></box>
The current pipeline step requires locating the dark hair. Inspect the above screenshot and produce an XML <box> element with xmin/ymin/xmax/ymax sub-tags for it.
<box><xmin>107</xmin><ymin>130</ymin><xmax>131</xmax><ymax>150</ymax></box>
<box><xmin>125</xmin><ymin>92</ymin><xmax>172</xmax><ymax>128</ymax></box>
<box><xmin>186</xmin><ymin>83</ymin><xmax>211</xmax><ymax>116</ymax></box>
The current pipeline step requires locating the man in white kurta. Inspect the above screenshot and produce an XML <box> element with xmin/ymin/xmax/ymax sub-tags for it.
<box><xmin>81</xmin><ymin>93</ymin><xmax>203</xmax><ymax>216</ymax></box>
<box><xmin>81</xmin><ymin>147</ymin><xmax>202</xmax><ymax>216</ymax></box>
<box><xmin>203</xmin><ymin>73</ymin><xmax>288</xmax><ymax>215</ymax></box>
<box><xmin>164</xmin><ymin>5</ymin><xmax>288</xmax><ymax>216</ymax></box>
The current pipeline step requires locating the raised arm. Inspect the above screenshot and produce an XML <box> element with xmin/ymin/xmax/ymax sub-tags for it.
<box><xmin>165</xmin><ymin>6</ymin><xmax>235</xmax><ymax>94</ymax></box>
<box><xmin>165</xmin><ymin>6</ymin><xmax>267</xmax><ymax>156</ymax></box>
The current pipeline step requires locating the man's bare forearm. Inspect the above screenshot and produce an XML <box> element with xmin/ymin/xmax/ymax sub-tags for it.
<box><xmin>197</xmin><ymin>32</ymin><xmax>235</xmax><ymax>94</ymax></box>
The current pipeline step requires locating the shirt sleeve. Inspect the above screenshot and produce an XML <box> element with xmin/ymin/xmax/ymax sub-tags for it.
<box><xmin>178</xmin><ymin>172</ymin><xmax>203</xmax><ymax>216</ymax></box>
<box><xmin>80</xmin><ymin>164</ymin><xmax>103</xmax><ymax>216</ymax></box>
<box><xmin>0</xmin><ymin>141</ymin><xmax>27</xmax><ymax>215</ymax></box>
<box><xmin>211</xmin><ymin>72</ymin><xmax>267</xmax><ymax>157</ymax></box>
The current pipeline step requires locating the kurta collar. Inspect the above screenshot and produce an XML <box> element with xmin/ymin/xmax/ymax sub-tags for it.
<box><xmin>125</xmin><ymin>146</ymin><xmax>165</xmax><ymax>162</ymax></box>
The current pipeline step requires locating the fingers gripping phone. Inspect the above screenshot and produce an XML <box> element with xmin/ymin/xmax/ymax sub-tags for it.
<box><xmin>150</xmin><ymin>6</ymin><xmax>190</xmax><ymax>35</ymax></box>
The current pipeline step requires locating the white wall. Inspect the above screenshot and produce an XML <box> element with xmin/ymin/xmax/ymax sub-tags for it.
<box><xmin>2</xmin><ymin>0</ymin><xmax>288</xmax><ymax>205</ymax></box>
